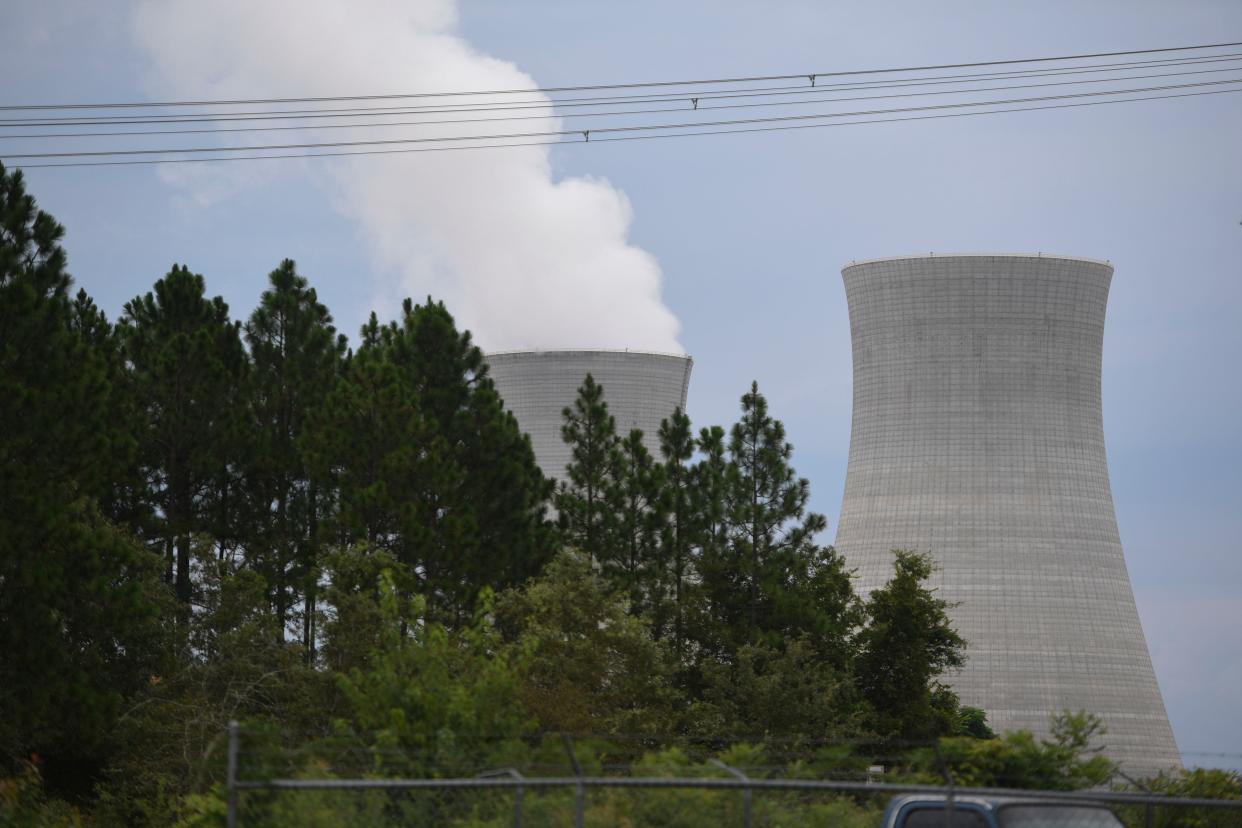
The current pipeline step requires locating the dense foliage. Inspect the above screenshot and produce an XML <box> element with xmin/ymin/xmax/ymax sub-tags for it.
<box><xmin>2</xmin><ymin>162</ymin><xmax>1230</xmax><ymax>826</ymax></box>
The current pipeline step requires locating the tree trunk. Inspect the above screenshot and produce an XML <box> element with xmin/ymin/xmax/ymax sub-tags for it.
<box><xmin>175</xmin><ymin>529</ymin><xmax>191</xmax><ymax>626</ymax></box>
<box><xmin>275</xmin><ymin>484</ymin><xmax>288</xmax><ymax>645</ymax></box>
<box><xmin>303</xmin><ymin>481</ymin><xmax>319</xmax><ymax>662</ymax></box>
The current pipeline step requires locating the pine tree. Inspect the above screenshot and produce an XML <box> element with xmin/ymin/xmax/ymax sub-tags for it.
<box><xmin>310</xmin><ymin>299</ymin><xmax>553</xmax><ymax>624</ymax></box>
<box><xmin>384</xmin><ymin>298</ymin><xmax>554</xmax><ymax>619</ymax></box>
<box><xmin>0</xmin><ymin>162</ymin><xmax>167</xmax><ymax>786</ymax></box>
<box><xmin>307</xmin><ymin>312</ymin><xmax>424</xmax><ymax>564</ymax></box>
<box><xmin>689</xmin><ymin>382</ymin><xmax>856</xmax><ymax>664</ymax></box>
<box><xmin>673</xmin><ymin>386</ymin><xmax>863</xmax><ymax>736</ymax></box>
<box><xmin>120</xmin><ymin>265</ymin><xmax>247</xmax><ymax>621</ymax></box>
<box><xmin>69</xmin><ymin>289</ymin><xmax>147</xmax><ymax>531</ymax></box>
<box><xmin>654</xmin><ymin>410</ymin><xmax>697</xmax><ymax>650</ymax></box>
<box><xmin>688</xmin><ymin>423</ymin><xmax>730</xmax><ymax>659</ymax></box>
<box><xmin>855</xmin><ymin>550</ymin><xmax>966</xmax><ymax>742</ymax></box>
<box><xmin>693</xmin><ymin>424</ymin><xmax>730</xmax><ymax>564</ymax></box>
<box><xmin>244</xmin><ymin>259</ymin><xmax>346</xmax><ymax>652</ymax></box>
<box><xmin>556</xmin><ymin>374</ymin><xmax>620</xmax><ymax>562</ymax></box>
<box><xmin>607</xmin><ymin>428</ymin><xmax>666</xmax><ymax>614</ymax></box>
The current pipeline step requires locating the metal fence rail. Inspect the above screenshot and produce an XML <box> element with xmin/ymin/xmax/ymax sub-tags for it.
<box><xmin>223</xmin><ymin>722</ymin><xmax>1242</xmax><ymax>828</ymax></box>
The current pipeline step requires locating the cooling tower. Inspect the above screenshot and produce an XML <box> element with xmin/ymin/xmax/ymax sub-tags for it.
<box><xmin>485</xmin><ymin>350</ymin><xmax>693</xmax><ymax>480</ymax></box>
<box><xmin>835</xmin><ymin>254</ymin><xmax>1179</xmax><ymax>773</ymax></box>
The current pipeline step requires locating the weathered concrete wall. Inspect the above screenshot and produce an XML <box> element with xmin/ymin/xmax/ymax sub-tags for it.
<box><xmin>485</xmin><ymin>349</ymin><xmax>692</xmax><ymax>481</ymax></box>
<box><xmin>835</xmin><ymin>253</ymin><xmax>1179</xmax><ymax>773</ymax></box>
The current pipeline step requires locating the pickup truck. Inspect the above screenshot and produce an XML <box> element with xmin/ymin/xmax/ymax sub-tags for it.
<box><xmin>881</xmin><ymin>794</ymin><xmax>1125</xmax><ymax>827</ymax></box>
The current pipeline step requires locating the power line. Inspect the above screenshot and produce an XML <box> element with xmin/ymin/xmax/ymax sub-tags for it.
<box><xmin>8</xmin><ymin>65</ymin><xmax>1239</xmax><ymax>141</ymax></box>
<box><xmin>6</xmin><ymin>77</ymin><xmax>1240</xmax><ymax>160</ymax></box>
<box><xmin>15</xmin><ymin>86</ymin><xmax>1240</xmax><ymax>169</ymax></box>
<box><xmin>3</xmin><ymin>40</ymin><xmax>1240</xmax><ymax>110</ymax></box>
<box><xmin>1179</xmin><ymin>751</ymin><xmax>1242</xmax><ymax>758</ymax></box>
<box><xmin>4</xmin><ymin>51</ymin><xmax>1240</xmax><ymax>129</ymax></box>
<box><xmin>5</xmin><ymin>62</ymin><xmax>1241</xmax><ymax>141</ymax></box>
<box><xmin>592</xmin><ymin>87</ymin><xmax>1242</xmax><ymax>143</ymax></box>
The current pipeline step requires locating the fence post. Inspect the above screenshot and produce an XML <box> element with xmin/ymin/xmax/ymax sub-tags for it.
<box><xmin>562</xmin><ymin>733</ymin><xmax>584</xmax><ymax>828</ymax></box>
<box><xmin>226</xmin><ymin>720</ymin><xmax>239</xmax><ymax>828</ymax></box>
<box><xmin>933</xmin><ymin>742</ymin><xmax>955</xmax><ymax>827</ymax></box>
<box><xmin>710</xmin><ymin>758</ymin><xmax>752</xmax><ymax>828</ymax></box>
<box><xmin>478</xmin><ymin>768</ymin><xmax>525</xmax><ymax>828</ymax></box>
<box><xmin>1116</xmin><ymin>765</ymin><xmax>1156</xmax><ymax>828</ymax></box>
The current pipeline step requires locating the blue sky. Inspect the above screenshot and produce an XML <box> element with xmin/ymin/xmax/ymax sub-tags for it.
<box><xmin>4</xmin><ymin>0</ymin><xmax>1240</xmax><ymax>769</ymax></box>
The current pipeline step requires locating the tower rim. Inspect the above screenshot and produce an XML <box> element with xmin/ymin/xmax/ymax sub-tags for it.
<box><xmin>484</xmin><ymin>347</ymin><xmax>693</xmax><ymax>362</ymax></box>
<box><xmin>842</xmin><ymin>252</ymin><xmax>1113</xmax><ymax>271</ymax></box>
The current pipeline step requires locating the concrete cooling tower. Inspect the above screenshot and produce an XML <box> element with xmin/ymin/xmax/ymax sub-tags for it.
<box><xmin>834</xmin><ymin>254</ymin><xmax>1179</xmax><ymax>773</ymax></box>
<box><xmin>485</xmin><ymin>350</ymin><xmax>693</xmax><ymax>481</ymax></box>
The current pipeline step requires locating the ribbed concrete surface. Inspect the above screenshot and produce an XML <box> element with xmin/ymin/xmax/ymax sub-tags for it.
<box><xmin>485</xmin><ymin>350</ymin><xmax>692</xmax><ymax>481</ymax></box>
<box><xmin>835</xmin><ymin>254</ymin><xmax>1179</xmax><ymax>774</ymax></box>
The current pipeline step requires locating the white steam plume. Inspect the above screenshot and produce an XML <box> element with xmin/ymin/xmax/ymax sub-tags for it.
<box><xmin>132</xmin><ymin>0</ymin><xmax>682</xmax><ymax>353</ymax></box>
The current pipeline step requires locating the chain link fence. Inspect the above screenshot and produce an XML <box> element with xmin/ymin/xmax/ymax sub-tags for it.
<box><xmin>222</xmin><ymin>723</ymin><xmax>1242</xmax><ymax>827</ymax></box>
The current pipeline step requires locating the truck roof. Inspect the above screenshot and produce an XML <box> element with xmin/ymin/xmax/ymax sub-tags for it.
<box><xmin>886</xmin><ymin>794</ymin><xmax>1109</xmax><ymax>811</ymax></box>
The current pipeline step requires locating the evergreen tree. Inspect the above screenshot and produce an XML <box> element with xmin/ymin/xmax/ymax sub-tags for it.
<box><xmin>310</xmin><ymin>300</ymin><xmax>553</xmax><ymax>623</ymax></box>
<box><xmin>556</xmin><ymin>374</ymin><xmax>620</xmax><ymax>562</ymax></box>
<box><xmin>687</xmin><ymin>423</ymin><xmax>730</xmax><ymax>662</ymax></box>
<box><xmin>656</xmin><ymin>408</ymin><xmax>697</xmax><ymax>649</ymax></box>
<box><xmin>244</xmin><ymin>259</ymin><xmax>346</xmax><ymax>652</ymax></box>
<box><xmin>120</xmin><ymin>265</ymin><xmax>247</xmax><ymax>620</ymax></box>
<box><xmin>0</xmin><ymin>162</ymin><xmax>168</xmax><ymax>788</ymax></box>
<box><xmin>384</xmin><ymin>298</ymin><xmax>554</xmax><ymax>618</ymax></box>
<box><xmin>607</xmin><ymin>428</ymin><xmax>666</xmax><ymax>614</ymax></box>
<box><xmin>855</xmin><ymin>550</ymin><xmax>966</xmax><ymax>742</ymax></box>
<box><xmin>710</xmin><ymin>381</ymin><xmax>832</xmax><ymax>649</ymax></box>
<box><xmin>680</xmin><ymin>384</ymin><xmax>861</xmax><ymax>729</ymax></box>
<box><xmin>307</xmin><ymin>313</ymin><xmax>426</xmax><ymax>567</ymax></box>
<box><xmin>693</xmin><ymin>424</ymin><xmax>730</xmax><ymax>568</ymax></box>
<box><xmin>69</xmin><ymin>290</ymin><xmax>147</xmax><ymax>532</ymax></box>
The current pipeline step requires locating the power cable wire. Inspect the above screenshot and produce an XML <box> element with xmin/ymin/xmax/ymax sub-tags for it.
<box><xmin>592</xmin><ymin>87</ymin><xmax>1242</xmax><ymax>144</ymax></box>
<box><xmin>5</xmin><ymin>63</ymin><xmax>1240</xmax><ymax>141</ymax></box>
<box><xmin>6</xmin><ymin>76</ymin><xmax>1240</xmax><ymax>160</ymax></box>
<box><xmin>3</xmin><ymin>40</ymin><xmax>1239</xmax><ymax>110</ymax></box>
<box><xmin>5</xmin><ymin>51</ymin><xmax>1240</xmax><ymax>128</ymax></box>
<box><xmin>19</xmin><ymin>86</ymin><xmax>1240</xmax><ymax>169</ymax></box>
<box><xmin>12</xmin><ymin>84</ymin><xmax>1240</xmax><ymax>168</ymax></box>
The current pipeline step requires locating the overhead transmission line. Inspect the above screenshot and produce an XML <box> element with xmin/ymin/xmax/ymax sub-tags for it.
<box><xmin>5</xmin><ymin>41</ymin><xmax>1239</xmax><ymax>168</ymax></box>
<box><xmin>3</xmin><ymin>50</ymin><xmax>1239</xmax><ymax>128</ymax></box>
<box><xmin>12</xmin><ymin>85</ymin><xmax>1242</xmax><ymax>170</ymax></box>
<box><xmin>17</xmin><ymin>86</ymin><xmax>1239</xmax><ymax>169</ymax></box>
<box><xmin>21</xmin><ymin>86</ymin><xmax>1242</xmax><ymax>168</ymax></box>
<box><xmin>3</xmin><ymin>40</ymin><xmax>1239</xmax><ymax>110</ymax></box>
<box><xmin>4</xmin><ymin>55</ymin><xmax>1241</xmax><ymax>139</ymax></box>
<box><xmin>8</xmin><ymin>77</ymin><xmax>1242</xmax><ymax>158</ymax></box>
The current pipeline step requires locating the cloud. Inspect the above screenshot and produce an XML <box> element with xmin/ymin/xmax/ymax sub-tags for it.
<box><xmin>131</xmin><ymin>0</ymin><xmax>682</xmax><ymax>352</ymax></box>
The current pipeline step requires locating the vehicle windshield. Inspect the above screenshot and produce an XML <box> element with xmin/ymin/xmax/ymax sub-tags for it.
<box><xmin>902</xmin><ymin>808</ymin><xmax>988</xmax><ymax>827</ymax></box>
<box><xmin>997</xmin><ymin>804</ymin><xmax>1124</xmax><ymax>827</ymax></box>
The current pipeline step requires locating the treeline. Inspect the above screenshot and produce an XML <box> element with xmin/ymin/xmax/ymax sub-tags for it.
<box><xmin>3</xmin><ymin>162</ymin><xmax>1237</xmax><ymax>825</ymax></box>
